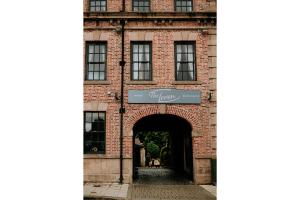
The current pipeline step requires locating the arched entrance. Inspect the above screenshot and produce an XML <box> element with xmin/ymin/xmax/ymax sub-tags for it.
<box><xmin>132</xmin><ymin>114</ymin><xmax>193</xmax><ymax>184</ymax></box>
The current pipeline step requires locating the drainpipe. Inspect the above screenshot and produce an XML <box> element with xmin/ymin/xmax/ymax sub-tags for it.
<box><xmin>119</xmin><ymin>1</ymin><xmax>126</xmax><ymax>184</ymax></box>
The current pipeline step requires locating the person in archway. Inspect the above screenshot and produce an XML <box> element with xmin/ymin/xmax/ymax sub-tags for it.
<box><xmin>146</xmin><ymin>152</ymin><xmax>151</xmax><ymax>167</ymax></box>
<box><xmin>151</xmin><ymin>159</ymin><xmax>155</xmax><ymax>168</ymax></box>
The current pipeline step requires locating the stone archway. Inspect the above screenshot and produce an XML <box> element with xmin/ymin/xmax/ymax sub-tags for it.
<box><xmin>132</xmin><ymin>114</ymin><xmax>194</xmax><ymax>184</ymax></box>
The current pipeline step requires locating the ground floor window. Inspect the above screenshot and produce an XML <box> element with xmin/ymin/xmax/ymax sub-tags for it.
<box><xmin>84</xmin><ymin>111</ymin><xmax>106</xmax><ymax>154</ymax></box>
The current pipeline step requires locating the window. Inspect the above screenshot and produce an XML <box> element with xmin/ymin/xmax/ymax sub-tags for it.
<box><xmin>175</xmin><ymin>42</ymin><xmax>196</xmax><ymax>81</ymax></box>
<box><xmin>86</xmin><ymin>42</ymin><xmax>106</xmax><ymax>81</ymax></box>
<box><xmin>84</xmin><ymin>112</ymin><xmax>106</xmax><ymax>154</ymax></box>
<box><xmin>133</xmin><ymin>0</ymin><xmax>150</xmax><ymax>12</ymax></box>
<box><xmin>89</xmin><ymin>0</ymin><xmax>106</xmax><ymax>12</ymax></box>
<box><xmin>131</xmin><ymin>42</ymin><xmax>152</xmax><ymax>81</ymax></box>
<box><xmin>175</xmin><ymin>0</ymin><xmax>193</xmax><ymax>12</ymax></box>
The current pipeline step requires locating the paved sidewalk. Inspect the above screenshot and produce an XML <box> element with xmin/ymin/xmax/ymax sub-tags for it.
<box><xmin>84</xmin><ymin>182</ymin><xmax>129</xmax><ymax>200</ymax></box>
<box><xmin>200</xmin><ymin>185</ymin><xmax>217</xmax><ymax>197</ymax></box>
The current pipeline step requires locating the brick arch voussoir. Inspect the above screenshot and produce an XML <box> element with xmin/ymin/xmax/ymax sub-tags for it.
<box><xmin>125</xmin><ymin>106</ymin><xmax>200</xmax><ymax>134</ymax></box>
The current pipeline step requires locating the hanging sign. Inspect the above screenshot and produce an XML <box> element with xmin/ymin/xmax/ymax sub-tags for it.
<box><xmin>128</xmin><ymin>88</ymin><xmax>201</xmax><ymax>104</ymax></box>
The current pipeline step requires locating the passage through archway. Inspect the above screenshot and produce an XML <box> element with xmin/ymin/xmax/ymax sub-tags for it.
<box><xmin>132</xmin><ymin>114</ymin><xmax>193</xmax><ymax>184</ymax></box>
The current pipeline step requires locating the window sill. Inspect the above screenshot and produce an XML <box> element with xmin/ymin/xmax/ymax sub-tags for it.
<box><xmin>84</xmin><ymin>80</ymin><xmax>110</xmax><ymax>85</ymax></box>
<box><xmin>172</xmin><ymin>81</ymin><xmax>202</xmax><ymax>85</ymax></box>
<box><xmin>126</xmin><ymin>81</ymin><xmax>157</xmax><ymax>85</ymax></box>
<box><xmin>84</xmin><ymin>154</ymin><xmax>105</xmax><ymax>159</ymax></box>
<box><xmin>84</xmin><ymin>154</ymin><xmax>119</xmax><ymax>159</ymax></box>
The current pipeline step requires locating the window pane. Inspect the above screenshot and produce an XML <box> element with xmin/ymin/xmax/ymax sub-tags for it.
<box><xmin>144</xmin><ymin>71</ymin><xmax>150</xmax><ymax>80</ymax></box>
<box><xmin>176</xmin><ymin>45</ymin><xmax>182</xmax><ymax>53</ymax></box>
<box><xmin>177</xmin><ymin>72</ymin><xmax>183</xmax><ymax>80</ymax></box>
<box><xmin>177</xmin><ymin>54</ymin><xmax>181</xmax><ymax>61</ymax></box>
<box><xmin>100</xmin><ymin>72</ymin><xmax>105</xmax><ymax>80</ymax></box>
<box><xmin>177</xmin><ymin>63</ymin><xmax>181</xmax><ymax>71</ymax></box>
<box><xmin>94</xmin><ymin>54</ymin><xmax>99</xmax><ymax>62</ymax></box>
<box><xmin>189</xmin><ymin>71</ymin><xmax>194</xmax><ymax>80</ymax></box>
<box><xmin>96</xmin><ymin>1</ymin><xmax>100</xmax><ymax>6</ymax></box>
<box><xmin>182</xmin><ymin>45</ymin><xmax>188</xmax><ymax>53</ymax></box>
<box><xmin>133</xmin><ymin>72</ymin><xmax>138</xmax><ymax>80</ymax></box>
<box><xmin>144</xmin><ymin>63</ymin><xmax>150</xmax><ymax>70</ymax></box>
<box><xmin>144</xmin><ymin>45</ymin><xmax>149</xmax><ymax>53</ymax></box>
<box><xmin>139</xmin><ymin>71</ymin><xmax>145</xmax><ymax>80</ymax></box>
<box><xmin>188</xmin><ymin>63</ymin><xmax>194</xmax><ymax>71</ymax></box>
<box><xmin>85</xmin><ymin>122</ymin><xmax>92</xmax><ymax>132</ymax></box>
<box><xmin>133</xmin><ymin>63</ymin><xmax>138</xmax><ymax>70</ymax></box>
<box><xmin>88</xmin><ymin>72</ymin><xmax>93</xmax><ymax>80</ymax></box>
<box><xmin>100</xmin><ymin>45</ymin><xmax>105</xmax><ymax>53</ymax></box>
<box><xmin>99</xmin><ymin>112</ymin><xmax>105</xmax><ymax>120</ymax></box>
<box><xmin>101</xmin><ymin>1</ymin><xmax>106</xmax><ymax>6</ymax></box>
<box><xmin>94</xmin><ymin>72</ymin><xmax>100</xmax><ymax>80</ymax></box>
<box><xmin>187</xmin><ymin>6</ymin><xmax>192</xmax><ymax>11</ymax></box>
<box><xmin>94</xmin><ymin>45</ymin><xmax>100</xmax><ymax>53</ymax></box>
<box><xmin>100</xmin><ymin>54</ymin><xmax>105</xmax><ymax>62</ymax></box>
<box><xmin>100</xmin><ymin>64</ymin><xmax>105</xmax><ymax>71</ymax></box>
<box><xmin>92</xmin><ymin>113</ymin><xmax>98</xmax><ymax>121</ymax></box>
<box><xmin>188</xmin><ymin>45</ymin><xmax>193</xmax><ymax>53</ymax></box>
<box><xmin>133</xmin><ymin>45</ymin><xmax>138</xmax><ymax>53</ymax></box>
<box><xmin>188</xmin><ymin>54</ymin><xmax>193</xmax><ymax>61</ymax></box>
<box><xmin>89</xmin><ymin>45</ymin><xmax>94</xmax><ymax>53</ymax></box>
<box><xmin>139</xmin><ymin>63</ymin><xmax>147</xmax><ymax>71</ymax></box>
<box><xmin>144</xmin><ymin>53</ymin><xmax>149</xmax><ymax>61</ymax></box>
<box><xmin>96</xmin><ymin>6</ymin><xmax>100</xmax><ymax>11</ymax></box>
<box><xmin>139</xmin><ymin>45</ymin><xmax>144</xmax><ymax>53</ymax></box>
<box><xmin>94</xmin><ymin>64</ymin><xmax>100</xmax><ymax>71</ymax></box>
<box><xmin>89</xmin><ymin>54</ymin><xmax>94</xmax><ymax>62</ymax></box>
<box><xmin>90</xmin><ymin>7</ymin><xmax>95</xmax><ymax>12</ymax></box>
<box><xmin>88</xmin><ymin>64</ymin><xmax>94</xmax><ymax>71</ymax></box>
<box><xmin>182</xmin><ymin>72</ymin><xmax>189</xmax><ymax>80</ymax></box>
<box><xmin>187</xmin><ymin>1</ymin><xmax>192</xmax><ymax>6</ymax></box>
<box><xmin>133</xmin><ymin>53</ymin><xmax>138</xmax><ymax>61</ymax></box>
<box><xmin>86</xmin><ymin>112</ymin><xmax>92</xmax><ymax>122</ymax></box>
<box><xmin>100</xmin><ymin>6</ymin><xmax>106</xmax><ymax>11</ymax></box>
<box><xmin>139</xmin><ymin>53</ymin><xmax>144</xmax><ymax>61</ymax></box>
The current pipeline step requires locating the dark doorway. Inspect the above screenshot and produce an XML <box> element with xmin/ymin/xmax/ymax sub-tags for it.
<box><xmin>133</xmin><ymin>114</ymin><xmax>193</xmax><ymax>184</ymax></box>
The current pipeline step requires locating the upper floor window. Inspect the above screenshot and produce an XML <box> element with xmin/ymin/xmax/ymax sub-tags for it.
<box><xmin>175</xmin><ymin>42</ymin><xmax>196</xmax><ymax>81</ymax></box>
<box><xmin>131</xmin><ymin>42</ymin><xmax>152</xmax><ymax>81</ymax></box>
<box><xmin>133</xmin><ymin>0</ymin><xmax>150</xmax><ymax>12</ymax></box>
<box><xmin>89</xmin><ymin>0</ymin><xmax>106</xmax><ymax>12</ymax></box>
<box><xmin>84</xmin><ymin>112</ymin><xmax>106</xmax><ymax>154</ymax></box>
<box><xmin>86</xmin><ymin>42</ymin><xmax>106</xmax><ymax>81</ymax></box>
<box><xmin>175</xmin><ymin>0</ymin><xmax>193</xmax><ymax>12</ymax></box>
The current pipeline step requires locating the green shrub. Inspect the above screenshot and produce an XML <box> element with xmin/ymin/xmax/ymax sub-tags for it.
<box><xmin>146</xmin><ymin>141</ymin><xmax>160</xmax><ymax>159</ymax></box>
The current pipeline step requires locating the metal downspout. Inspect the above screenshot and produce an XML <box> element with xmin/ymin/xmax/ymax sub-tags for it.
<box><xmin>119</xmin><ymin>0</ymin><xmax>126</xmax><ymax>184</ymax></box>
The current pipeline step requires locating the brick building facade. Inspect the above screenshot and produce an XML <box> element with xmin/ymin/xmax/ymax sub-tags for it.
<box><xmin>83</xmin><ymin>0</ymin><xmax>216</xmax><ymax>184</ymax></box>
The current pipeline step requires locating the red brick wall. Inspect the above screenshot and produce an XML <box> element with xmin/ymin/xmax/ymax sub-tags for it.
<box><xmin>84</xmin><ymin>25</ymin><xmax>215</xmax><ymax>159</ymax></box>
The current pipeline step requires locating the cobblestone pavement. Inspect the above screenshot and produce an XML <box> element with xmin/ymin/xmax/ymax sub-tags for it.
<box><xmin>129</xmin><ymin>184</ymin><xmax>216</xmax><ymax>200</ymax></box>
<box><xmin>128</xmin><ymin>168</ymin><xmax>216</xmax><ymax>200</ymax></box>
